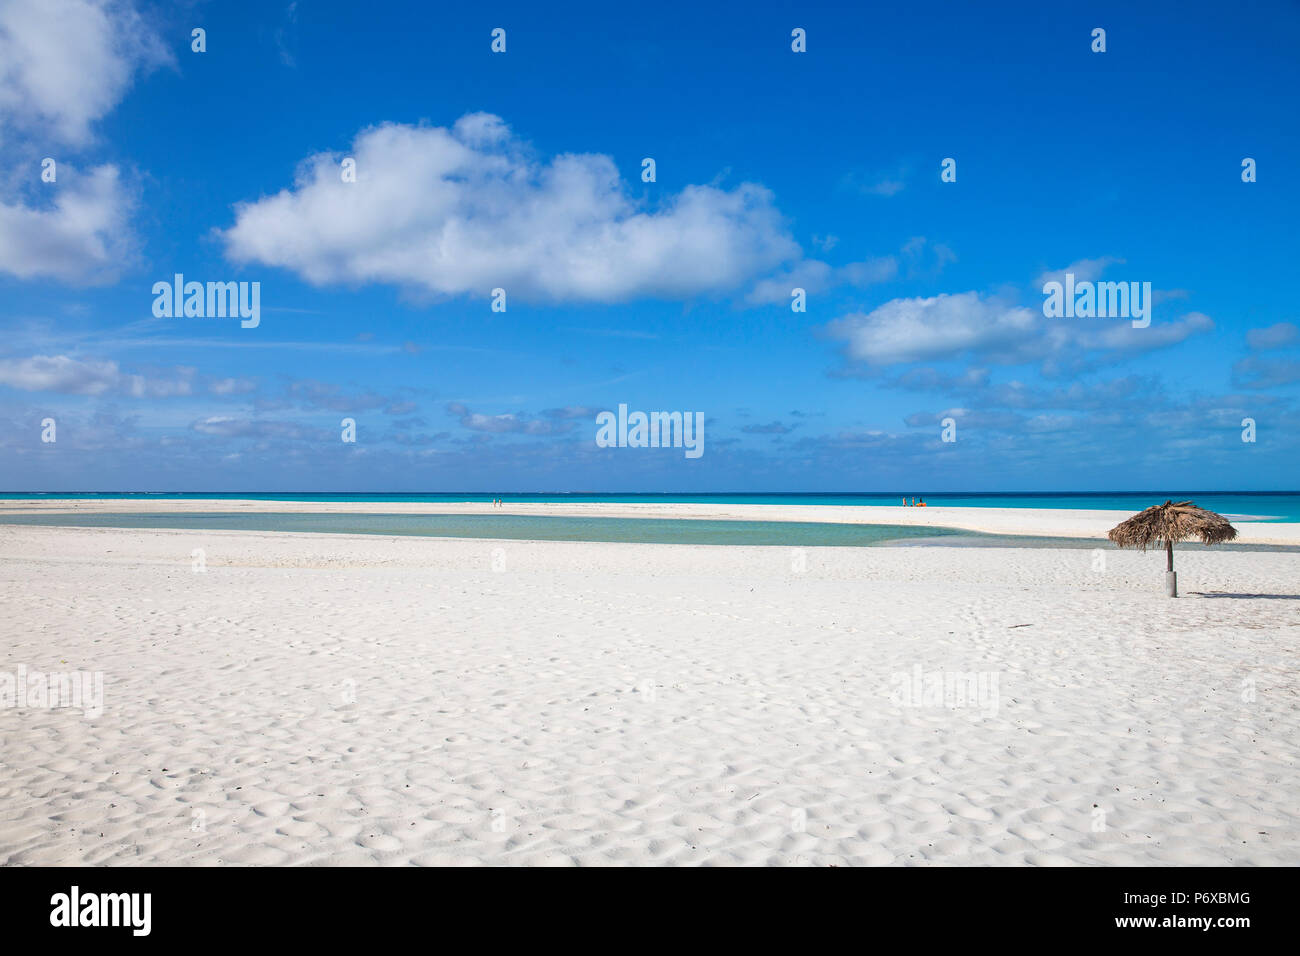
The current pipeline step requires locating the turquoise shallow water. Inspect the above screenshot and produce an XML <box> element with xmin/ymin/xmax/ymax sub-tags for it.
<box><xmin>2</xmin><ymin>511</ymin><xmax>1296</xmax><ymax>551</ymax></box>
<box><xmin>0</xmin><ymin>511</ymin><xmax>966</xmax><ymax>547</ymax></box>
<box><xmin>2</xmin><ymin>491</ymin><xmax>1297</xmax><ymax>521</ymax></box>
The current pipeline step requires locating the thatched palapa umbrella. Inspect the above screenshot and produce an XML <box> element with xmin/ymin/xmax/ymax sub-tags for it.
<box><xmin>1107</xmin><ymin>500</ymin><xmax>1237</xmax><ymax>596</ymax></box>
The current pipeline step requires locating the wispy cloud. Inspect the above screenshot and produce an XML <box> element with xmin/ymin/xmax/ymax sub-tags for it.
<box><xmin>191</xmin><ymin>416</ymin><xmax>329</xmax><ymax>441</ymax></box>
<box><xmin>0</xmin><ymin>354</ymin><xmax>193</xmax><ymax>397</ymax></box>
<box><xmin>561</xmin><ymin>327</ymin><xmax>660</xmax><ymax>340</ymax></box>
<box><xmin>740</xmin><ymin>420</ymin><xmax>796</xmax><ymax>435</ymax></box>
<box><xmin>1246</xmin><ymin>322</ymin><xmax>1299</xmax><ymax>351</ymax></box>
<box><xmin>842</xmin><ymin>167</ymin><xmax>908</xmax><ymax>197</ymax></box>
<box><xmin>1232</xmin><ymin>356</ymin><xmax>1300</xmax><ymax>390</ymax></box>
<box><xmin>1034</xmin><ymin>256</ymin><xmax>1125</xmax><ymax>289</ymax></box>
<box><xmin>446</xmin><ymin>401</ymin><xmax>576</xmax><ymax>435</ymax></box>
<box><xmin>744</xmin><ymin>237</ymin><xmax>955</xmax><ymax>307</ymax></box>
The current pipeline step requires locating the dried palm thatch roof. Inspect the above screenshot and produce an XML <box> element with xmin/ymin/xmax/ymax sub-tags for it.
<box><xmin>1108</xmin><ymin>500</ymin><xmax>1238</xmax><ymax>551</ymax></box>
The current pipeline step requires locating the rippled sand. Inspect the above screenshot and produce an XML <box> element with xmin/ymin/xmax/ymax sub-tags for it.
<box><xmin>2</xmin><ymin>523</ymin><xmax>1297</xmax><ymax>865</ymax></box>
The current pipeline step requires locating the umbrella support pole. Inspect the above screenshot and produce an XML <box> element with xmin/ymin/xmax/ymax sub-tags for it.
<box><xmin>1165</xmin><ymin>571</ymin><xmax>1177</xmax><ymax>598</ymax></box>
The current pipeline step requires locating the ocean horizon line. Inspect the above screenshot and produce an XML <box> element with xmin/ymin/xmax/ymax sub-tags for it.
<box><xmin>4</xmin><ymin>490</ymin><xmax>1300</xmax><ymax>497</ymax></box>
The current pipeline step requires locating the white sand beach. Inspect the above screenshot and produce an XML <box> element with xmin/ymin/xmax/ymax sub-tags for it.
<box><xmin>1</xmin><ymin>504</ymin><xmax>1298</xmax><ymax>866</ymax></box>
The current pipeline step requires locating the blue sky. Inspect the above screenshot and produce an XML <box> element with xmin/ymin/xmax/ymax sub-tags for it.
<box><xmin>2</xmin><ymin>0</ymin><xmax>1298</xmax><ymax>492</ymax></box>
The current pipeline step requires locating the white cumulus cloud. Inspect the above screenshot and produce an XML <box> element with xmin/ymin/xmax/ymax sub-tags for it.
<box><xmin>826</xmin><ymin>292</ymin><xmax>1039</xmax><ymax>366</ymax></box>
<box><xmin>0</xmin><ymin>164</ymin><xmax>136</xmax><ymax>282</ymax></box>
<box><xmin>0</xmin><ymin>0</ymin><xmax>165</xmax><ymax>284</ymax></box>
<box><xmin>220</xmin><ymin>114</ymin><xmax>802</xmax><ymax>303</ymax></box>
<box><xmin>825</xmin><ymin>292</ymin><xmax>1212</xmax><ymax>372</ymax></box>
<box><xmin>0</xmin><ymin>0</ymin><xmax>170</xmax><ymax>147</ymax></box>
